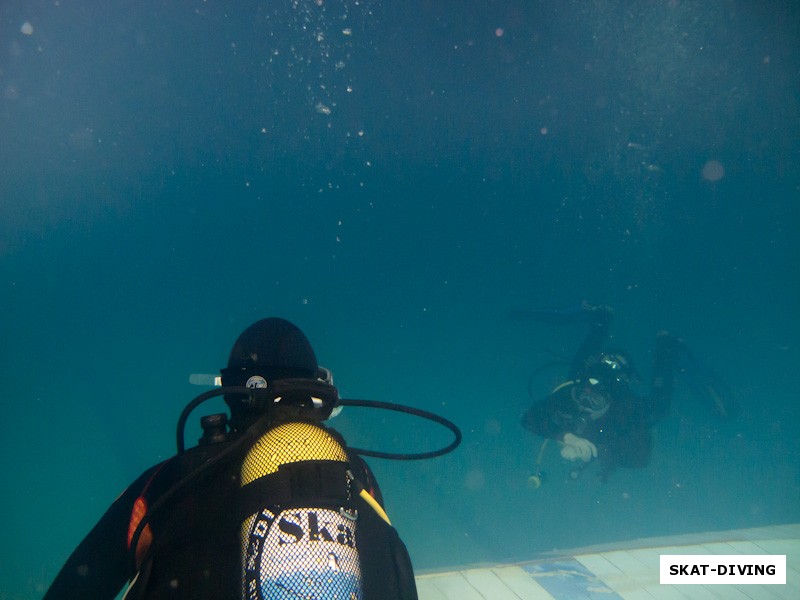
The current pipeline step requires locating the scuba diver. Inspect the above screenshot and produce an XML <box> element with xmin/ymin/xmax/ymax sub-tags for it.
<box><xmin>520</xmin><ymin>303</ymin><xmax>735</xmax><ymax>482</ymax></box>
<box><xmin>45</xmin><ymin>317</ymin><xmax>459</xmax><ymax>600</ymax></box>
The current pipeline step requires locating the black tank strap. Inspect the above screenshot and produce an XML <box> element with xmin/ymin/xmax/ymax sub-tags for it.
<box><xmin>237</xmin><ymin>460</ymin><xmax>351</xmax><ymax>522</ymax></box>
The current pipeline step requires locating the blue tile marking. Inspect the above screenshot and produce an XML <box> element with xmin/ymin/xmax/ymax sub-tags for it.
<box><xmin>522</xmin><ymin>559</ymin><xmax>623</xmax><ymax>600</ymax></box>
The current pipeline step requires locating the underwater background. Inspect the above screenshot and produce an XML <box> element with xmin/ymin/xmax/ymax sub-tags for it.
<box><xmin>0</xmin><ymin>1</ymin><xmax>798</xmax><ymax>598</ymax></box>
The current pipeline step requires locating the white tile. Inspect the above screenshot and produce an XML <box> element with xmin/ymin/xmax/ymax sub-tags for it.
<box><xmin>575</xmin><ymin>553</ymin><xmax>650</xmax><ymax>600</ymax></box>
<box><xmin>416</xmin><ymin>576</ymin><xmax>451</xmax><ymax>600</ymax></box>
<box><xmin>463</xmin><ymin>568</ymin><xmax>524</xmax><ymax>600</ymax></box>
<box><xmin>429</xmin><ymin>572</ymin><xmax>486</xmax><ymax>600</ymax></box>
<box><xmin>490</xmin><ymin>565</ymin><xmax>554</xmax><ymax>599</ymax></box>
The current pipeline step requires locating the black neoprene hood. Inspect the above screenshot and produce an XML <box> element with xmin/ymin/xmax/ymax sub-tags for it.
<box><xmin>223</xmin><ymin>317</ymin><xmax>319</xmax><ymax>383</ymax></box>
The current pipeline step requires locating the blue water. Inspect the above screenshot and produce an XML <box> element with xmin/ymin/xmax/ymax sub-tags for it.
<box><xmin>1</xmin><ymin>1</ymin><xmax>798</xmax><ymax>598</ymax></box>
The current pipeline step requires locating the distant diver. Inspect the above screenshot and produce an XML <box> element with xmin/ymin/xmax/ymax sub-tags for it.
<box><xmin>518</xmin><ymin>302</ymin><xmax>736</xmax><ymax>482</ymax></box>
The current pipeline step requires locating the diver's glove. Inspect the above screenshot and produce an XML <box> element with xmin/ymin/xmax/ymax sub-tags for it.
<box><xmin>560</xmin><ymin>433</ymin><xmax>597</xmax><ymax>462</ymax></box>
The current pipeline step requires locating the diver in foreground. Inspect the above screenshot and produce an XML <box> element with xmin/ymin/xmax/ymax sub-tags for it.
<box><xmin>520</xmin><ymin>303</ymin><xmax>735</xmax><ymax>482</ymax></box>
<box><xmin>45</xmin><ymin>317</ymin><xmax>460</xmax><ymax>599</ymax></box>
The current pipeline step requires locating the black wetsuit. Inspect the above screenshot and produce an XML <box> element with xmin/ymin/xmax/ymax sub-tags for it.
<box><xmin>521</xmin><ymin>310</ymin><xmax>679</xmax><ymax>477</ymax></box>
<box><xmin>45</xmin><ymin>424</ymin><xmax>418</xmax><ymax>600</ymax></box>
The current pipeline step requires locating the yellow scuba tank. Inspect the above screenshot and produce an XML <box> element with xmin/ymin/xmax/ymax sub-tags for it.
<box><xmin>240</xmin><ymin>421</ymin><xmax>363</xmax><ymax>600</ymax></box>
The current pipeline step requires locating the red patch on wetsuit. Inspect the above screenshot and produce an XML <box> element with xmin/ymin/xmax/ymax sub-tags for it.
<box><xmin>127</xmin><ymin>496</ymin><xmax>154</xmax><ymax>566</ymax></box>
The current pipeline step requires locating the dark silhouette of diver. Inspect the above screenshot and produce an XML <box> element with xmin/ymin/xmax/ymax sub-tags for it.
<box><xmin>44</xmin><ymin>318</ymin><xmax>437</xmax><ymax>600</ymax></box>
<box><xmin>519</xmin><ymin>303</ymin><xmax>736</xmax><ymax>481</ymax></box>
